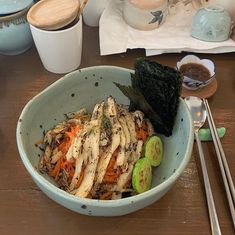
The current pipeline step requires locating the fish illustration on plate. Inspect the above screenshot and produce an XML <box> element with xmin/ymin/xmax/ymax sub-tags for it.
<box><xmin>149</xmin><ymin>10</ymin><xmax>163</xmax><ymax>25</ymax></box>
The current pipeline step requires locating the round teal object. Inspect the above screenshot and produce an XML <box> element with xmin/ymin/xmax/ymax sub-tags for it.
<box><xmin>16</xmin><ymin>66</ymin><xmax>194</xmax><ymax>216</ymax></box>
<box><xmin>0</xmin><ymin>6</ymin><xmax>33</xmax><ymax>55</ymax></box>
<box><xmin>191</xmin><ymin>6</ymin><xmax>232</xmax><ymax>42</ymax></box>
<box><xmin>0</xmin><ymin>0</ymin><xmax>33</xmax><ymax>15</ymax></box>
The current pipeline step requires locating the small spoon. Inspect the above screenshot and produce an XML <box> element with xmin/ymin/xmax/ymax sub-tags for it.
<box><xmin>184</xmin><ymin>96</ymin><xmax>221</xmax><ymax>235</ymax></box>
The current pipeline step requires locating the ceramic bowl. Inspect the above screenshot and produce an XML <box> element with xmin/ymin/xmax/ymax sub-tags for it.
<box><xmin>16</xmin><ymin>66</ymin><xmax>194</xmax><ymax>216</ymax></box>
<box><xmin>0</xmin><ymin>0</ymin><xmax>33</xmax><ymax>15</ymax></box>
<box><xmin>0</xmin><ymin>5</ymin><xmax>33</xmax><ymax>55</ymax></box>
<box><xmin>176</xmin><ymin>55</ymin><xmax>216</xmax><ymax>90</ymax></box>
<box><xmin>29</xmin><ymin>17</ymin><xmax>83</xmax><ymax>74</ymax></box>
<box><xmin>191</xmin><ymin>6</ymin><xmax>232</xmax><ymax>42</ymax></box>
<box><xmin>123</xmin><ymin>0</ymin><xmax>168</xmax><ymax>31</ymax></box>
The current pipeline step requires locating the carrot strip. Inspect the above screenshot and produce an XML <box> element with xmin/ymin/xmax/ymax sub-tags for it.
<box><xmin>49</xmin><ymin>158</ymin><xmax>61</xmax><ymax>177</ymax></box>
<box><xmin>58</xmin><ymin>125</ymin><xmax>83</xmax><ymax>154</ymax></box>
<box><xmin>136</xmin><ymin>120</ymin><xmax>149</xmax><ymax>141</ymax></box>
<box><xmin>103</xmin><ymin>148</ymin><xmax>121</xmax><ymax>184</ymax></box>
<box><xmin>100</xmin><ymin>191</ymin><xmax>113</xmax><ymax>200</ymax></box>
<box><xmin>58</xmin><ymin>139</ymin><xmax>71</xmax><ymax>154</ymax></box>
<box><xmin>65</xmin><ymin>125</ymin><xmax>83</xmax><ymax>139</ymax></box>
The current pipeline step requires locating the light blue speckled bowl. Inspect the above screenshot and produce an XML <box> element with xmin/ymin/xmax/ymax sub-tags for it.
<box><xmin>16</xmin><ymin>66</ymin><xmax>194</xmax><ymax>216</ymax></box>
<box><xmin>191</xmin><ymin>6</ymin><xmax>232</xmax><ymax>42</ymax></box>
<box><xmin>0</xmin><ymin>4</ymin><xmax>33</xmax><ymax>55</ymax></box>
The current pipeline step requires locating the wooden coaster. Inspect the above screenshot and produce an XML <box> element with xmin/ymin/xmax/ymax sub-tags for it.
<box><xmin>181</xmin><ymin>79</ymin><xmax>217</xmax><ymax>99</ymax></box>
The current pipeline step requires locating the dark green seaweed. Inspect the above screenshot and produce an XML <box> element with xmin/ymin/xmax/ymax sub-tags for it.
<box><xmin>115</xmin><ymin>58</ymin><xmax>183</xmax><ymax>136</ymax></box>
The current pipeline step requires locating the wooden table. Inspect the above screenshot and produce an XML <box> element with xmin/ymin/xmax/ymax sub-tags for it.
<box><xmin>0</xmin><ymin>25</ymin><xmax>234</xmax><ymax>235</ymax></box>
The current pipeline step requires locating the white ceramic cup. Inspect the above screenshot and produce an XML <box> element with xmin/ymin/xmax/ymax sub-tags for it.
<box><xmin>30</xmin><ymin>17</ymin><xmax>83</xmax><ymax>74</ymax></box>
<box><xmin>83</xmin><ymin>0</ymin><xmax>109</xmax><ymax>27</ymax></box>
<box><xmin>123</xmin><ymin>0</ymin><xmax>168</xmax><ymax>31</ymax></box>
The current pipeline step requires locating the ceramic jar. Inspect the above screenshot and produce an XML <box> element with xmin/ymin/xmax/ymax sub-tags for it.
<box><xmin>123</xmin><ymin>0</ymin><xmax>168</xmax><ymax>31</ymax></box>
<box><xmin>0</xmin><ymin>5</ymin><xmax>33</xmax><ymax>55</ymax></box>
<box><xmin>83</xmin><ymin>0</ymin><xmax>110</xmax><ymax>27</ymax></box>
<box><xmin>191</xmin><ymin>6</ymin><xmax>232</xmax><ymax>42</ymax></box>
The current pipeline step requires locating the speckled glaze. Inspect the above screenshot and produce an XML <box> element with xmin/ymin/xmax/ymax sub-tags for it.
<box><xmin>0</xmin><ymin>5</ymin><xmax>33</xmax><ymax>55</ymax></box>
<box><xmin>16</xmin><ymin>66</ymin><xmax>194</xmax><ymax>216</ymax></box>
<box><xmin>191</xmin><ymin>6</ymin><xmax>232</xmax><ymax>42</ymax></box>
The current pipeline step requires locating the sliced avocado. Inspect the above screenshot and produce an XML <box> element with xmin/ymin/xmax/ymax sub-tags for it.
<box><xmin>132</xmin><ymin>158</ymin><xmax>152</xmax><ymax>194</ymax></box>
<box><xmin>144</xmin><ymin>135</ymin><xmax>163</xmax><ymax>167</ymax></box>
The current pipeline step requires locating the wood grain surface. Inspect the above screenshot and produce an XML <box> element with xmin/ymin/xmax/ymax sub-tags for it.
<box><xmin>0</xmin><ymin>24</ymin><xmax>234</xmax><ymax>235</ymax></box>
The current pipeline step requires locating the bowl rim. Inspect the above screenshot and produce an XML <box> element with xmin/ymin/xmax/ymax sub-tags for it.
<box><xmin>0</xmin><ymin>4</ymin><xmax>32</xmax><ymax>23</ymax></box>
<box><xmin>16</xmin><ymin>65</ymin><xmax>194</xmax><ymax>207</ymax></box>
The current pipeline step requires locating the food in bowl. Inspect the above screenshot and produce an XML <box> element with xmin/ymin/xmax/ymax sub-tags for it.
<box><xmin>176</xmin><ymin>55</ymin><xmax>215</xmax><ymax>90</ymax></box>
<box><xmin>179</xmin><ymin>63</ymin><xmax>211</xmax><ymax>82</ymax></box>
<box><xmin>17</xmin><ymin>63</ymin><xmax>193</xmax><ymax>216</ymax></box>
<box><xmin>39</xmin><ymin>96</ymin><xmax>164</xmax><ymax>199</ymax></box>
<box><xmin>116</xmin><ymin>58</ymin><xmax>183</xmax><ymax>136</ymax></box>
<box><xmin>38</xmin><ymin>59</ymin><xmax>182</xmax><ymax>200</ymax></box>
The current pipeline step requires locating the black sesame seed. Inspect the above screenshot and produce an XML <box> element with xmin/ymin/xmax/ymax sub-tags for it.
<box><xmin>81</xmin><ymin>205</ymin><xmax>87</xmax><ymax>209</ymax></box>
<box><xmin>95</xmin><ymin>82</ymin><xmax>99</xmax><ymax>87</ymax></box>
<box><xmin>71</xmin><ymin>93</ymin><xmax>75</xmax><ymax>97</ymax></box>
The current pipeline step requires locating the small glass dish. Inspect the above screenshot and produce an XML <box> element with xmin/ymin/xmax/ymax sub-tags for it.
<box><xmin>176</xmin><ymin>55</ymin><xmax>216</xmax><ymax>90</ymax></box>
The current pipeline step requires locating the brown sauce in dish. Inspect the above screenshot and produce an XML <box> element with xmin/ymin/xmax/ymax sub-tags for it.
<box><xmin>179</xmin><ymin>63</ymin><xmax>211</xmax><ymax>81</ymax></box>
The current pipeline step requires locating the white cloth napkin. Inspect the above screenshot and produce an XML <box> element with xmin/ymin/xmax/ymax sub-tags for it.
<box><xmin>99</xmin><ymin>0</ymin><xmax>235</xmax><ymax>56</ymax></box>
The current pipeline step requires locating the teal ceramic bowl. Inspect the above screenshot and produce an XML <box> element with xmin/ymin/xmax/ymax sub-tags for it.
<box><xmin>0</xmin><ymin>5</ymin><xmax>33</xmax><ymax>55</ymax></box>
<box><xmin>191</xmin><ymin>6</ymin><xmax>232</xmax><ymax>42</ymax></box>
<box><xmin>16</xmin><ymin>66</ymin><xmax>194</xmax><ymax>216</ymax></box>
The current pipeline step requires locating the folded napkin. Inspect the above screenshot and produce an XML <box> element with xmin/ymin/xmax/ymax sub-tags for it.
<box><xmin>99</xmin><ymin>0</ymin><xmax>235</xmax><ymax>56</ymax></box>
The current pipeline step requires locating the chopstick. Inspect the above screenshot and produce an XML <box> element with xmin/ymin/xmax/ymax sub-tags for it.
<box><xmin>203</xmin><ymin>99</ymin><xmax>235</xmax><ymax>228</ymax></box>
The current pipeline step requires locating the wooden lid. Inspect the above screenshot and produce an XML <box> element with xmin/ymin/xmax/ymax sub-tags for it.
<box><xmin>27</xmin><ymin>0</ymin><xmax>80</xmax><ymax>30</ymax></box>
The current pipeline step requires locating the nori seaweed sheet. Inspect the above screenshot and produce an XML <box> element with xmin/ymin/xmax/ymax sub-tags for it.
<box><xmin>115</xmin><ymin>58</ymin><xmax>183</xmax><ymax>137</ymax></box>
